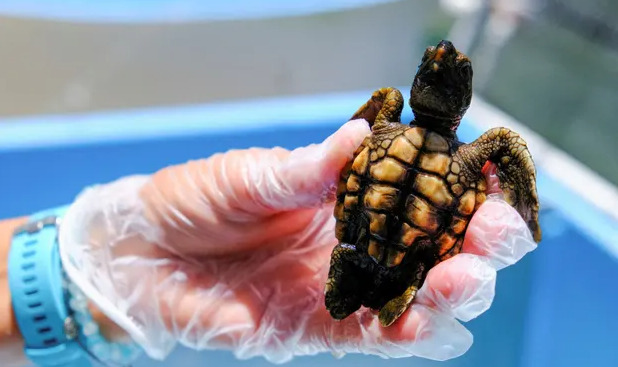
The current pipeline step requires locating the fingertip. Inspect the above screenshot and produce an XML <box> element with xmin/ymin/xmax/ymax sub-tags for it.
<box><xmin>331</xmin><ymin>119</ymin><xmax>372</xmax><ymax>153</ymax></box>
<box><xmin>254</xmin><ymin>119</ymin><xmax>370</xmax><ymax>210</ymax></box>
<box><xmin>416</xmin><ymin>254</ymin><xmax>496</xmax><ymax>322</ymax></box>
<box><xmin>482</xmin><ymin>162</ymin><xmax>502</xmax><ymax>195</ymax></box>
<box><xmin>462</xmin><ymin>199</ymin><xmax>538</xmax><ymax>270</ymax></box>
<box><xmin>346</xmin><ymin>118</ymin><xmax>372</xmax><ymax>132</ymax></box>
<box><xmin>301</xmin><ymin>119</ymin><xmax>371</xmax><ymax>204</ymax></box>
<box><xmin>322</xmin><ymin>119</ymin><xmax>371</xmax><ymax>176</ymax></box>
<box><xmin>378</xmin><ymin>305</ymin><xmax>473</xmax><ymax>360</ymax></box>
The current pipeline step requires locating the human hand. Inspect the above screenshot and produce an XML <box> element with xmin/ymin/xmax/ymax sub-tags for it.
<box><xmin>58</xmin><ymin>119</ymin><xmax>538</xmax><ymax>364</ymax></box>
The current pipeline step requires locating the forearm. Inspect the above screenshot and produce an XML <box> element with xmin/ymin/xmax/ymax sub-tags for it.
<box><xmin>0</xmin><ymin>217</ymin><xmax>28</xmax><ymax>367</ymax></box>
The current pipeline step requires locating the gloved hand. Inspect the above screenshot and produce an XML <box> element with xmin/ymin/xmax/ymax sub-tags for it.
<box><xmin>58</xmin><ymin>119</ymin><xmax>538</xmax><ymax>364</ymax></box>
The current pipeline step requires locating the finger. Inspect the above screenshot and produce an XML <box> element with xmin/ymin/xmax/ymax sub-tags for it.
<box><xmin>462</xmin><ymin>197</ymin><xmax>537</xmax><ymax>270</ymax></box>
<box><xmin>155</xmin><ymin>263</ymin><xmax>259</xmax><ymax>349</ymax></box>
<box><xmin>162</xmin><ymin>287</ymin><xmax>256</xmax><ymax>350</ymax></box>
<box><xmin>482</xmin><ymin>162</ymin><xmax>502</xmax><ymax>195</ymax></box>
<box><xmin>321</xmin><ymin>305</ymin><xmax>472</xmax><ymax>361</ymax></box>
<box><xmin>141</xmin><ymin>147</ymin><xmax>322</xmax><ymax>256</ymax></box>
<box><xmin>143</xmin><ymin>118</ymin><xmax>369</xmax><ymax>225</ymax></box>
<box><xmin>242</xmin><ymin>118</ymin><xmax>371</xmax><ymax>211</ymax></box>
<box><xmin>416</xmin><ymin>253</ymin><xmax>496</xmax><ymax>322</ymax></box>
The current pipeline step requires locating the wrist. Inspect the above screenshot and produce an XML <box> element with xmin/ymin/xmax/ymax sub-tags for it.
<box><xmin>0</xmin><ymin>217</ymin><xmax>28</xmax><ymax>366</ymax></box>
<box><xmin>2</xmin><ymin>218</ymin><xmax>128</xmax><ymax>342</ymax></box>
<box><xmin>7</xmin><ymin>207</ymin><xmax>142</xmax><ymax>367</ymax></box>
<box><xmin>87</xmin><ymin>302</ymin><xmax>130</xmax><ymax>343</ymax></box>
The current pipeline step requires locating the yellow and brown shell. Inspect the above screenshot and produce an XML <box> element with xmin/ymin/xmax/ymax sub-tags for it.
<box><xmin>334</xmin><ymin>123</ymin><xmax>487</xmax><ymax>268</ymax></box>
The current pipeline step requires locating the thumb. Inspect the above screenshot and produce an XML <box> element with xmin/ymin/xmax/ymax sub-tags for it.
<box><xmin>139</xmin><ymin>119</ymin><xmax>370</xmax><ymax>234</ymax></box>
<box><xmin>245</xmin><ymin>119</ymin><xmax>371</xmax><ymax>211</ymax></box>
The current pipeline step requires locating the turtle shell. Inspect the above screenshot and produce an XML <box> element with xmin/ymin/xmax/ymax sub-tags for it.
<box><xmin>334</xmin><ymin>122</ymin><xmax>486</xmax><ymax>272</ymax></box>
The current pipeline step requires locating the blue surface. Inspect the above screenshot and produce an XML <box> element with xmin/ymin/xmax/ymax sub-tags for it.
<box><xmin>1</xmin><ymin>90</ymin><xmax>617</xmax><ymax>367</ymax></box>
<box><xmin>0</xmin><ymin>0</ymin><xmax>399</xmax><ymax>23</ymax></box>
<box><xmin>521</xmin><ymin>213</ymin><xmax>618</xmax><ymax>367</ymax></box>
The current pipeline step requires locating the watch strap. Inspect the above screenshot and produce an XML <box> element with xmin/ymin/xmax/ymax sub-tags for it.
<box><xmin>8</xmin><ymin>206</ymin><xmax>92</xmax><ymax>367</ymax></box>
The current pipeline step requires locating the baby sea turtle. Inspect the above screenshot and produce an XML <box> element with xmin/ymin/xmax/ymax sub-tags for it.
<box><xmin>325</xmin><ymin>40</ymin><xmax>542</xmax><ymax>327</ymax></box>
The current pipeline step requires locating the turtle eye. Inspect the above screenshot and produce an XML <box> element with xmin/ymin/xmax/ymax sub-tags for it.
<box><xmin>459</xmin><ymin>62</ymin><xmax>472</xmax><ymax>79</ymax></box>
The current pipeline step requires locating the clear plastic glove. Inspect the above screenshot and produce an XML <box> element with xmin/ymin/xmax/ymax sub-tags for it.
<box><xmin>58</xmin><ymin>119</ymin><xmax>538</xmax><ymax>364</ymax></box>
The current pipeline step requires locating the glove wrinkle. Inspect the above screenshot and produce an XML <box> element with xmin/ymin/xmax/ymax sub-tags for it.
<box><xmin>57</xmin><ymin>120</ymin><xmax>537</xmax><ymax>363</ymax></box>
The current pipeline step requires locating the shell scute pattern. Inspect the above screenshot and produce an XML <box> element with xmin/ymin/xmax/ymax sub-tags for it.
<box><xmin>336</xmin><ymin>124</ymin><xmax>476</xmax><ymax>268</ymax></box>
<box><xmin>329</xmin><ymin>102</ymin><xmax>482</xmax><ymax>328</ymax></box>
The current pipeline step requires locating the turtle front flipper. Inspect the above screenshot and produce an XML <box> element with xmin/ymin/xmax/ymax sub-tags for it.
<box><xmin>350</xmin><ymin>87</ymin><xmax>404</xmax><ymax>128</ymax></box>
<box><xmin>454</xmin><ymin>127</ymin><xmax>542</xmax><ymax>242</ymax></box>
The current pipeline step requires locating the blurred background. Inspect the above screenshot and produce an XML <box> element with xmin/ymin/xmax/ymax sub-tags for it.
<box><xmin>0</xmin><ymin>0</ymin><xmax>617</xmax><ymax>184</ymax></box>
<box><xmin>0</xmin><ymin>0</ymin><xmax>617</xmax><ymax>366</ymax></box>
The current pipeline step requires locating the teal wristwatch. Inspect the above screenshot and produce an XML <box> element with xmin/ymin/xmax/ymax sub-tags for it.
<box><xmin>8</xmin><ymin>206</ymin><xmax>93</xmax><ymax>367</ymax></box>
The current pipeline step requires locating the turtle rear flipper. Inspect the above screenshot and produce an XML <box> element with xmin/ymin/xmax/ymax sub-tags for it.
<box><xmin>324</xmin><ymin>243</ymin><xmax>364</xmax><ymax>320</ymax></box>
<box><xmin>454</xmin><ymin>127</ymin><xmax>542</xmax><ymax>243</ymax></box>
<box><xmin>378</xmin><ymin>261</ymin><xmax>427</xmax><ymax>327</ymax></box>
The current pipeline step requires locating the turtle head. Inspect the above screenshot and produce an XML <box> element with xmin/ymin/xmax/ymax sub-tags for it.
<box><xmin>409</xmin><ymin>40</ymin><xmax>473</xmax><ymax>134</ymax></box>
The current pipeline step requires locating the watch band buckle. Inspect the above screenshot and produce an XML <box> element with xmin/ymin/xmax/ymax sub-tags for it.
<box><xmin>14</xmin><ymin>215</ymin><xmax>61</xmax><ymax>236</ymax></box>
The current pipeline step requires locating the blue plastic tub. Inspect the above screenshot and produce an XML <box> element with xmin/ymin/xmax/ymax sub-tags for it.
<box><xmin>1</xmin><ymin>89</ymin><xmax>617</xmax><ymax>367</ymax></box>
